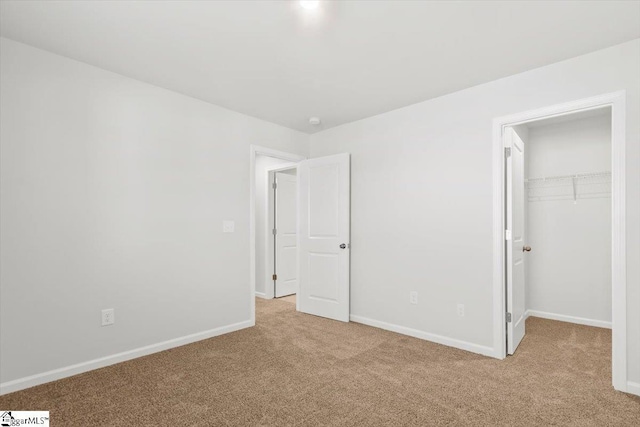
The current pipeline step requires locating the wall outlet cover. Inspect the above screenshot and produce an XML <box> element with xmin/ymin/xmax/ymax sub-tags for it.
<box><xmin>409</xmin><ymin>291</ymin><xmax>418</xmax><ymax>305</ymax></box>
<box><xmin>101</xmin><ymin>308</ymin><xmax>115</xmax><ymax>326</ymax></box>
<box><xmin>223</xmin><ymin>220</ymin><xmax>235</xmax><ymax>233</ymax></box>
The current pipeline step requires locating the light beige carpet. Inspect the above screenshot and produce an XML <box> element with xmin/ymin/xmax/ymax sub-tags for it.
<box><xmin>1</xmin><ymin>298</ymin><xmax>639</xmax><ymax>426</ymax></box>
<box><xmin>278</xmin><ymin>294</ymin><xmax>296</xmax><ymax>304</ymax></box>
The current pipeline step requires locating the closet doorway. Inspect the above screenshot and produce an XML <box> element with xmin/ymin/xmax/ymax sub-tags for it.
<box><xmin>492</xmin><ymin>92</ymin><xmax>628</xmax><ymax>393</ymax></box>
<box><xmin>506</xmin><ymin>108</ymin><xmax>612</xmax><ymax>354</ymax></box>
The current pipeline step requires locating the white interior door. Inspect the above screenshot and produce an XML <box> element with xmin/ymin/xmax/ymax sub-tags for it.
<box><xmin>298</xmin><ymin>153</ymin><xmax>350</xmax><ymax>322</ymax></box>
<box><xmin>274</xmin><ymin>171</ymin><xmax>298</xmax><ymax>297</ymax></box>
<box><xmin>506</xmin><ymin>127</ymin><xmax>527</xmax><ymax>354</ymax></box>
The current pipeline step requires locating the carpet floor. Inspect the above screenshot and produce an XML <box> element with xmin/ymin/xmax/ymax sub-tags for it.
<box><xmin>1</xmin><ymin>298</ymin><xmax>639</xmax><ymax>426</ymax></box>
<box><xmin>277</xmin><ymin>294</ymin><xmax>297</xmax><ymax>304</ymax></box>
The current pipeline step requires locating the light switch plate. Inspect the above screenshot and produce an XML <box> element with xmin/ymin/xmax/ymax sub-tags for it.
<box><xmin>223</xmin><ymin>220</ymin><xmax>235</xmax><ymax>233</ymax></box>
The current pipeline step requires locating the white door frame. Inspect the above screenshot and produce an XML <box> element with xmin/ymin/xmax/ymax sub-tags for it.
<box><xmin>266</xmin><ymin>165</ymin><xmax>299</xmax><ymax>299</ymax></box>
<box><xmin>250</xmin><ymin>145</ymin><xmax>306</xmax><ymax>324</ymax></box>
<box><xmin>492</xmin><ymin>91</ymin><xmax>627</xmax><ymax>392</ymax></box>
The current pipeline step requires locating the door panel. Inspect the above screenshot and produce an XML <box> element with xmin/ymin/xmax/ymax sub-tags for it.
<box><xmin>299</xmin><ymin>153</ymin><xmax>350</xmax><ymax>322</ymax></box>
<box><xmin>309</xmin><ymin>164</ymin><xmax>340</xmax><ymax>237</ymax></box>
<box><xmin>275</xmin><ymin>172</ymin><xmax>298</xmax><ymax>298</ymax></box>
<box><xmin>309</xmin><ymin>252</ymin><xmax>340</xmax><ymax>301</ymax></box>
<box><xmin>506</xmin><ymin>127</ymin><xmax>526</xmax><ymax>354</ymax></box>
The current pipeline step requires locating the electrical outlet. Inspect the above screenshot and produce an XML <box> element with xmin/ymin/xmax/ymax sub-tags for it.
<box><xmin>457</xmin><ymin>304</ymin><xmax>465</xmax><ymax>317</ymax></box>
<box><xmin>223</xmin><ymin>220</ymin><xmax>235</xmax><ymax>233</ymax></box>
<box><xmin>409</xmin><ymin>291</ymin><xmax>418</xmax><ymax>305</ymax></box>
<box><xmin>102</xmin><ymin>308</ymin><xmax>115</xmax><ymax>326</ymax></box>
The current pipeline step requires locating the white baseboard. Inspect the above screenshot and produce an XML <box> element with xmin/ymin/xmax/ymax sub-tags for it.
<box><xmin>0</xmin><ymin>319</ymin><xmax>253</xmax><ymax>396</ymax></box>
<box><xmin>255</xmin><ymin>291</ymin><xmax>268</xmax><ymax>299</ymax></box>
<box><xmin>349</xmin><ymin>315</ymin><xmax>497</xmax><ymax>358</ymax></box>
<box><xmin>525</xmin><ymin>309</ymin><xmax>611</xmax><ymax>329</ymax></box>
<box><xmin>626</xmin><ymin>381</ymin><xmax>640</xmax><ymax>397</ymax></box>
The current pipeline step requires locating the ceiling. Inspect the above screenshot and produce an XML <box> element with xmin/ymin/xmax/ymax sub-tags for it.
<box><xmin>1</xmin><ymin>1</ymin><xmax>639</xmax><ymax>133</ymax></box>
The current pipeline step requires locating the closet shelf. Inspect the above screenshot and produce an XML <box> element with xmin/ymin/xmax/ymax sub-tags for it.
<box><xmin>526</xmin><ymin>171</ymin><xmax>611</xmax><ymax>203</ymax></box>
<box><xmin>525</xmin><ymin>171</ymin><xmax>611</xmax><ymax>185</ymax></box>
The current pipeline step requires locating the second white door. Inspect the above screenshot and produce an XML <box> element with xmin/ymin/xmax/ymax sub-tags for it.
<box><xmin>506</xmin><ymin>127</ymin><xmax>527</xmax><ymax>354</ymax></box>
<box><xmin>274</xmin><ymin>171</ymin><xmax>298</xmax><ymax>297</ymax></box>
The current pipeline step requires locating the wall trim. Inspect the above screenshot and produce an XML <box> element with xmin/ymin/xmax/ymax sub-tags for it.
<box><xmin>525</xmin><ymin>309</ymin><xmax>611</xmax><ymax>329</ymax></box>
<box><xmin>255</xmin><ymin>291</ymin><xmax>268</xmax><ymax>299</ymax></box>
<box><xmin>0</xmin><ymin>319</ymin><xmax>253</xmax><ymax>396</ymax></box>
<box><xmin>350</xmin><ymin>315</ymin><xmax>497</xmax><ymax>358</ymax></box>
<box><xmin>492</xmin><ymin>91</ymin><xmax>627</xmax><ymax>392</ymax></box>
<box><xmin>626</xmin><ymin>381</ymin><xmax>640</xmax><ymax>397</ymax></box>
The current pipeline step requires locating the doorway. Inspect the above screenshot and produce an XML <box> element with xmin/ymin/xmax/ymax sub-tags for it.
<box><xmin>492</xmin><ymin>91</ymin><xmax>627</xmax><ymax>393</ymax></box>
<box><xmin>250</xmin><ymin>146</ymin><xmax>352</xmax><ymax>324</ymax></box>
<box><xmin>253</xmin><ymin>152</ymin><xmax>299</xmax><ymax>301</ymax></box>
<box><xmin>506</xmin><ymin>109</ymin><xmax>612</xmax><ymax>354</ymax></box>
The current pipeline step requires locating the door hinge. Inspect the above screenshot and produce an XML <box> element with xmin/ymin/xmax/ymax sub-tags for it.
<box><xmin>504</xmin><ymin>147</ymin><xmax>511</xmax><ymax>158</ymax></box>
<box><xmin>506</xmin><ymin>312</ymin><xmax>512</xmax><ymax>323</ymax></box>
<box><xmin>272</xmin><ymin>182</ymin><xmax>277</xmax><ymax>189</ymax></box>
<box><xmin>272</xmin><ymin>228</ymin><xmax>277</xmax><ymax>235</ymax></box>
<box><xmin>505</xmin><ymin>230</ymin><xmax>512</xmax><ymax>241</ymax></box>
<box><xmin>272</xmin><ymin>274</ymin><xmax>277</xmax><ymax>281</ymax></box>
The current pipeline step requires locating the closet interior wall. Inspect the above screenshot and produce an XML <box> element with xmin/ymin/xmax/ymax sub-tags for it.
<box><xmin>524</xmin><ymin>111</ymin><xmax>612</xmax><ymax>326</ymax></box>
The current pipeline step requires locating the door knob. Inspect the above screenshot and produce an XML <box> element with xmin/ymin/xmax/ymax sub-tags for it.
<box><xmin>523</xmin><ymin>246</ymin><xmax>532</xmax><ymax>252</ymax></box>
<box><xmin>339</xmin><ymin>243</ymin><xmax>347</xmax><ymax>249</ymax></box>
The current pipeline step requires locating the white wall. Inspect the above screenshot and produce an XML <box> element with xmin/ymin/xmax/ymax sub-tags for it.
<box><xmin>254</xmin><ymin>155</ymin><xmax>295</xmax><ymax>296</ymax></box>
<box><xmin>0</xmin><ymin>38</ymin><xmax>309</xmax><ymax>388</ymax></box>
<box><xmin>309</xmin><ymin>39</ymin><xmax>640</xmax><ymax>385</ymax></box>
<box><xmin>525</xmin><ymin>114</ymin><xmax>612</xmax><ymax>325</ymax></box>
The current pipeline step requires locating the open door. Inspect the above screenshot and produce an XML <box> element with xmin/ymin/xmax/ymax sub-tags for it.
<box><xmin>298</xmin><ymin>153</ymin><xmax>350</xmax><ymax>322</ymax></box>
<box><xmin>274</xmin><ymin>171</ymin><xmax>298</xmax><ymax>297</ymax></box>
<box><xmin>506</xmin><ymin>127</ymin><xmax>527</xmax><ymax>354</ymax></box>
